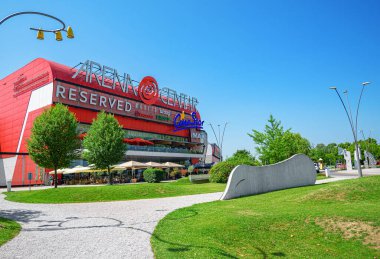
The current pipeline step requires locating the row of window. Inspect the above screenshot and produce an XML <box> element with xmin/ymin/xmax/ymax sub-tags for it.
<box><xmin>78</xmin><ymin>124</ymin><xmax>187</xmax><ymax>143</ymax></box>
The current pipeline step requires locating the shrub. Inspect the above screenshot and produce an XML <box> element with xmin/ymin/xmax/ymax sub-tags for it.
<box><xmin>209</xmin><ymin>159</ymin><xmax>258</xmax><ymax>183</ymax></box>
<box><xmin>180</xmin><ymin>169</ymin><xmax>188</xmax><ymax>177</ymax></box>
<box><xmin>143</xmin><ymin>168</ymin><xmax>166</xmax><ymax>183</ymax></box>
<box><xmin>209</xmin><ymin>161</ymin><xmax>236</xmax><ymax>183</ymax></box>
<box><xmin>170</xmin><ymin>169</ymin><xmax>181</xmax><ymax>179</ymax></box>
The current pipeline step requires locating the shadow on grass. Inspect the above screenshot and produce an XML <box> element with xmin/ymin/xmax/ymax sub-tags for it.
<box><xmin>141</xmin><ymin>225</ymin><xmax>242</xmax><ymax>258</ymax></box>
<box><xmin>0</xmin><ymin>209</ymin><xmax>274</xmax><ymax>258</ymax></box>
<box><xmin>9</xmin><ymin>211</ymin><xmax>248</xmax><ymax>258</ymax></box>
<box><xmin>164</xmin><ymin>208</ymin><xmax>198</xmax><ymax>221</ymax></box>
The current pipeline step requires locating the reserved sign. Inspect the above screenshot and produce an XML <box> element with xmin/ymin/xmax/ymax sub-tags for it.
<box><xmin>53</xmin><ymin>82</ymin><xmax>192</xmax><ymax>125</ymax></box>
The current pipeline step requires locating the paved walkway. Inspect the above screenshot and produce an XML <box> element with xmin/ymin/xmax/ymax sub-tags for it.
<box><xmin>1</xmin><ymin>169</ymin><xmax>379</xmax><ymax>258</ymax></box>
<box><xmin>0</xmin><ymin>192</ymin><xmax>223</xmax><ymax>259</ymax></box>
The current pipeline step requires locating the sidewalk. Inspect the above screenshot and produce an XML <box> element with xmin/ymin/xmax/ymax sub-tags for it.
<box><xmin>0</xmin><ymin>182</ymin><xmax>149</xmax><ymax>193</ymax></box>
<box><xmin>315</xmin><ymin>176</ymin><xmax>356</xmax><ymax>184</ymax></box>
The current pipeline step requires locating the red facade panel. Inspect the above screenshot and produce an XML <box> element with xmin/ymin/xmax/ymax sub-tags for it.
<box><xmin>0</xmin><ymin>58</ymin><xmax>203</xmax><ymax>186</ymax></box>
<box><xmin>68</xmin><ymin>106</ymin><xmax>189</xmax><ymax>138</ymax></box>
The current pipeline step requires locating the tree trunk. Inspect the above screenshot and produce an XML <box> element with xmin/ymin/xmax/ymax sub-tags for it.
<box><xmin>108</xmin><ymin>166</ymin><xmax>113</xmax><ymax>185</ymax></box>
<box><xmin>54</xmin><ymin>166</ymin><xmax>58</xmax><ymax>188</ymax></box>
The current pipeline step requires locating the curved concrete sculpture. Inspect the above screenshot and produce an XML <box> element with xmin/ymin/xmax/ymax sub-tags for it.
<box><xmin>220</xmin><ymin>154</ymin><xmax>316</xmax><ymax>200</ymax></box>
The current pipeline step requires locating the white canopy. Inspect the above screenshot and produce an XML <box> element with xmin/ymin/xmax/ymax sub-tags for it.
<box><xmin>48</xmin><ymin>168</ymin><xmax>67</xmax><ymax>175</ymax></box>
<box><xmin>115</xmin><ymin>161</ymin><xmax>148</xmax><ymax>169</ymax></box>
<box><xmin>163</xmin><ymin>162</ymin><xmax>185</xmax><ymax>168</ymax></box>
<box><xmin>144</xmin><ymin>161</ymin><xmax>167</xmax><ymax>168</ymax></box>
<box><xmin>63</xmin><ymin>165</ymin><xmax>87</xmax><ymax>174</ymax></box>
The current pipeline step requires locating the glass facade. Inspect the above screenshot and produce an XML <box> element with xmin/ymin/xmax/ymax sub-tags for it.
<box><xmin>78</xmin><ymin>124</ymin><xmax>188</xmax><ymax>143</ymax></box>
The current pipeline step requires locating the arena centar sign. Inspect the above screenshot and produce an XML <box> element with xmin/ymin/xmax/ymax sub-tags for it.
<box><xmin>72</xmin><ymin>60</ymin><xmax>199</xmax><ymax>111</ymax></box>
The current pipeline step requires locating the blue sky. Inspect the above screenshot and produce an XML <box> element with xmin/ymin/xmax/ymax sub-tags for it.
<box><xmin>1</xmin><ymin>0</ymin><xmax>379</xmax><ymax>158</ymax></box>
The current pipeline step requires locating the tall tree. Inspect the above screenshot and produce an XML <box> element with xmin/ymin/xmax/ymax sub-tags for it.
<box><xmin>83</xmin><ymin>111</ymin><xmax>126</xmax><ymax>185</ymax></box>
<box><xmin>226</xmin><ymin>149</ymin><xmax>259</xmax><ymax>165</ymax></box>
<box><xmin>27</xmin><ymin>104</ymin><xmax>80</xmax><ymax>188</ymax></box>
<box><xmin>248</xmin><ymin>115</ymin><xmax>311</xmax><ymax>164</ymax></box>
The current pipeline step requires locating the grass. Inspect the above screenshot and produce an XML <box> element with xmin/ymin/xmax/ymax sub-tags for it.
<box><xmin>316</xmin><ymin>173</ymin><xmax>329</xmax><ymax>180</ymax></box>
<box><xmin>4</xmin><ymin>177</ymin><xmax>225</xmax><ymax>203</ymax></box>
<box><xmin>0</xmin><ymin>218</ymin><xmax>21</xmax><ymax>247</ymax></box>
<box><xmin>151</xmin><ymin>176</ymin><xmax>380</xmax><ymax>258</ymax></box>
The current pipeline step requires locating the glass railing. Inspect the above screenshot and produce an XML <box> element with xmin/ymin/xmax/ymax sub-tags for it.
<box><xmin>126</xmin><ymin>145</ymin><xmax>203</xmax><ymax>154</ymax></box>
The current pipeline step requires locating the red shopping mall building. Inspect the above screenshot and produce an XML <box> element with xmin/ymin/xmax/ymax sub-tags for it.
<box><xmin>0</xmin><ymin>58</ymin><xmax>207</xmax><ymax>186</ymax></box>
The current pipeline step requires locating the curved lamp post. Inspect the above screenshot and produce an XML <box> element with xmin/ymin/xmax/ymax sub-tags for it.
<box><xmin>0</xmin><ymin>11</ymin><xmax>74</xmax><ymax>40</ymax></box>
<box><xmin>329</xmin><ymin>82</ymin><xmax>371</xmax><ymax>177</ymax></box>
<box><xmin>208</xmin><ymin>122</ymin><xmax>228</xmax><ymax>161</ymax></box>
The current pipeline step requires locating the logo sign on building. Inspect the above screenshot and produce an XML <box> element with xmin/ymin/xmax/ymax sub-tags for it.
<box><xmin>138</xmin><ymin>76</ymin><xmax>159</xmax><ymax>105</ymax></box>
<box><xmin>173</xmin><ymin>111</ymin><xmax>204</xmax><ymax>132</ymax></box>
<box><xmin>72</xmin><ymin>60</ymin><xmax>199</xmax><ymax>110</ymax></box>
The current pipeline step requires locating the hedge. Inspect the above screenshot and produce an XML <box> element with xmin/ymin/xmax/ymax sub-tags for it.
<box><xmin>209</xmin><ymin>159</ymin><xmax>257</xmax><ymax>183</ymax></box>
<box><xmin>143</xmin><ymin>168</ymin><xmax>166</xmax><ymax>183</ymax></box>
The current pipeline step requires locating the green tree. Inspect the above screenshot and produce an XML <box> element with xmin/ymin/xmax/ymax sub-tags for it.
<box><xmin>27</xmin><ymin>104</ymin><xmax>80</xmax><ymax>188</ymax></box>
<box><xmin>282</xmin><ymin>132</ymin><xmax>311</xmax><ymax>158</ymax></box>
<box><xmin>83</xmin><ymin>111</ymin><xmax>126</xmax><ymax>185</ymax></box>
<box><xmin>363</xmin><ymin>138</ymin><xmax>380</xmax><ymax>159</ymax></box>
<box><xmin>226</xmin><ymin>149</ymin><xmax>260</xmax><ymax>165</ymax></box>
<box><xmin>309</xmin><ymin>139</ymin><xmax>380</xmax><ymax>168</ymax></box>
<box><xmin>248</xmin><ymin>115</ymin><xmax>311</xmax><ymax>164</ymax></box>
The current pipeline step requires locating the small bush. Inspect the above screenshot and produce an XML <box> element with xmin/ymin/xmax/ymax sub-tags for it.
<box><xmin>143</xmin><ymin>168</ymin><xmax>166</xmax><ymax>183</ymax></box>
<box><xmin>209</xmin><ymin>161</ymin><xmax>237</xmax><ymax>183</ymax></box>
<box><xmin>209</xmin><ymin>159</ymin><xmax>258</xmax><ymax>183</ymax></box>
<box><xmin>170</xmin><ymin>169</ymin><xmax>181</xmax><ymax>179</ymax></box>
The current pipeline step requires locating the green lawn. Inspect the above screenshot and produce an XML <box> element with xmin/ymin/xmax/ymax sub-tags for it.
<box><xmin>151</xmin><ymin>176</ymin><xmax>380</xmax><ymax>258</ymax></box>
<box><xmin>0</xmin><ymin>218</ymin><xmax>21</xmax><ymax>247</ymax></box>
<box><xmin>316</xmin><ymin>173</ymin><xmax>329</xmax><ymax>180</ymax></box>
<box><xmin>4</xmin><ymin>178</ymin><xmax>225</xmax><ymax>203</ymax></box>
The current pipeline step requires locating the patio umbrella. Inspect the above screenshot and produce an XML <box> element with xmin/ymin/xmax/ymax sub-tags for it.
<box><xmin>115</xmin><ymin>161</ymin><xmax>148</xmax><ymax>178</ymax></box>
<box><xmin>123</xmin><ymin>138</ymin><xmax>135</xmax><ymax>144</ymax></box>
<box><xmin>145</xmin><ymin>161</ymin><xmax>167</xmax><ymax>168</ymax></box>
<box><xmin>130</xmin><ymin>138</ymin><xmax>154</xmax><ymax>146</ymax></box>
<box><xmin>48</xmin><ymin>168</ymin><xmax>67</xmax><ymax>175</ymax></box>
<box><xmin>163</xmin><ymin>162</ymin><xmax>185</xmax><ymax>168</ymax></box>
<box><xmin>63</xmin><ymin>165</ymin><xmax>86</xmax><ymax>174</ymax></box>
<box><xmin>123</xmin><ymin>138</ymin><xmax>154</xmax><ymax>145</ymax></box>
<box><xmin>140</xmin><ymin>139</ymin><xmax>154</xmax><ymax>146</ymax></box>
<box><xmin>116</xmin><ymin>161</ymin><xmax>147</xmax><ymax>168</ymax></box>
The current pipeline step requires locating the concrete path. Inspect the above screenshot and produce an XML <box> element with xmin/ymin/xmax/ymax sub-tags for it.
<box><xmin>1</xmin><ymin>169</ymin><xmax>379</xmax><ymax>258</ymax></box>
<box><xmin>317</xmin><ymin>167</ymin><xmax>380</xmax><ymax>184</ymax></box>
<box><xmin>0</xmin><ymin>192</ymin><xmax>223</xmax><ymax>259</ymax></box>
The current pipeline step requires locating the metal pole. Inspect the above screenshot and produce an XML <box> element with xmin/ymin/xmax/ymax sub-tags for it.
<box><xmin>220</xmin><ymin>122</ymin><xmax>228</xmax><ymax>160</ymax></box>
<box><xmin>368</xmin><ymin>130</ymin><xmax>372</xmax><ymax>154</ymax></box>
<box><xmin>217</xmin><ymin>125</ymin><xmax>221</xmax><ymax>151</ymax></box>
<box><xmin>360</xmin><ymin>130</ymin><xmax>368</xmax><ymax>151</ymax></box>
<box><xmin>209</xmin><ymin>122</ymin><xmax>228</xmax><ymax>161</ymax></box>
<box><xmin>0</xmin><ymin>11</ymin><xmax>66</xmax><ymax>32</ymax></box>
<box><xmin>208</xmin><ymin>123</ymin><xmax>220</xmax><ymax>147</ymax></box>
<box><xmin>330</xmin><ymin>87</ymin><xmax>362</xmax><ymax>177</ymax></box>
<box><xmin>343</xmin><ymin>91</ymin><xmax>355</xmax><ymax>132</ymax></box>
<box><xmin>355</xmin><ymin>84</ymin><xmax>367</xmax><ymax>138</ymax></box>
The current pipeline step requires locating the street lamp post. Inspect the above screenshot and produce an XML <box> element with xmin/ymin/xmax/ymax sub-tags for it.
<box><xmin>208</xmin><ymin>122</ymin><xmax>228</xmax><ymax>161</ymax></box>
<box><xmin>0</xmin><ymin>11</ymin><xmax>74</xmax><ymax>40</ymax></box>
<box><xmin>329</xmin><ymin>82</ymin><xmax>371</xmax><ymax>177</ymax></box>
